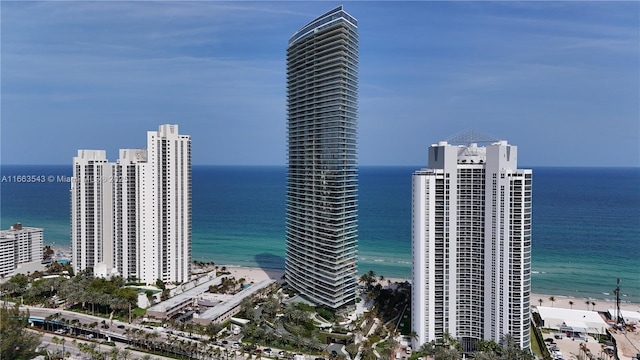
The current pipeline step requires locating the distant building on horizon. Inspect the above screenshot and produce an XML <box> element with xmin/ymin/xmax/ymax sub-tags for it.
<box><xmin>285</xmin><ymin>6</ymin><xmax>359</xmax><ymax>309</ymax></box>
<box><xmin>411</xmin><ymin>136</ymin><xmax>532</xmax><ymax>352</ymax></box>
<box><xmin>71</xmin><ymin>125</ymin><xmax>191</xmax><ymax>284</ymax></box>
<box><xmin>0</xmin><ymin>223</ymin><xmax>43</xmax><ymax>277</ymax></box>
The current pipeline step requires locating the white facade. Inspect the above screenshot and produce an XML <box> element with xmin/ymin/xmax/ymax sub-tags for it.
<box><xmin>0</xmin><ymin>223</ymin><xmax>44</xmax><ymax>277</ymax></box>
<box><xmin>71</xmin><ymin>125</ymin><xmax>191</xmax><ymax>284</ymax></box>
<box><xmin>112</xmin><ymin>149</ymin><xmax>147</xmax><ymax>281</ymax></box>
<box><xmin>137</xmin><ymin>124</ymin><xmax>191</xmax><ymax>285</ymax></box>
<box><xmin>412</xmin><ymin>140</ymin><xmax>532</xmax><ymax>352</ymax></box>
<box><xmin>72</xmin><ymin>150</ymin><xmax>113</xmax><ymax>274</ymax></box>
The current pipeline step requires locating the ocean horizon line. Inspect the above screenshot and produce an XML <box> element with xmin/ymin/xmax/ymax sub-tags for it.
<box><xmin>2</xmin><ymin>165</ymin><xmax>639</xmax><ymax>302</ymax></box>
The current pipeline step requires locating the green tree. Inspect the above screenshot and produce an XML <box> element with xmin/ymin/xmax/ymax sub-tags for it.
<box><xmin>0</xmin><ymin>304</ymin><xmax>41</xmax><ymax>360</ymax></box>
<box><xmin>499</xmin><ymin>333</ymin><xmax>534</xmax><ymax>360</ymax></box>
<box><xmin>417</xmin><ymin>332</ymin><xmax>461</xmax><ymax>360</ymax></box>
<box><xmin>155</xmin><ymin>278</ymin><xmax>166</xmax><ymax>291</ymax></box>
<box><xmin>359</xmin><ymin>270</ymin><xmax>377</xmax><ymax>290</ymax></box>
<box><xmin>9</xmin><ymin>273</ymin><xmax>29</xmax><ymax>288</ymax></box>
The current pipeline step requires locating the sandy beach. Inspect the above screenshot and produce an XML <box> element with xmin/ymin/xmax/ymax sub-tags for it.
<box><xmin>223</xmin><ymin>265</ymin><xmax>285</xmax><ymax>284</ymax></box>
<box><xmin>220</xmin><ymin>266</ymin><xmax>640</xmax><ymax>313</ymax></box>
<box><xmin>58</xmin><ymin>252</ymin><xmax>638</xmax><ymax>312</ymax></box>
<box><xmin>531</xmin><ymin>292</ymin><xmax>640</xmax><ymax>313</ymax></box>
<box><xmin>221</xmin><ymin>267</ymin><xmax>640</xmax><ymax>359</ymax></box>
<box><xmin>50</xmin><ymin>248</ymin><xmax>640</xmax><ymax>313</ymax></box>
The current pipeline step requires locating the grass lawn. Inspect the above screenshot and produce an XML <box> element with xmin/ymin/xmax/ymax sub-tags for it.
<box><xmin>530</xmin><ymin>333</ymin><xmax>543</xmax><ymax>357</ymax></box>
<box><xmin>398</xmin><ymin>306</ymin><xmax>411</xmax><ymax>335</ymax></box>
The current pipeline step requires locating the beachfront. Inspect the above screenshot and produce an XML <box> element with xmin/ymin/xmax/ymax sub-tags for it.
<box><xmin>224</xmin><ymin>266</ymin><xmax>640</xmax><ymax>359</ymax></box>
<box><xmin>45</xmin><ymin>246</ymin><xmax>640</xmax><ymax>359</ymax></box>
<box><xmin>51</xmin><ymin>244</ymin><xmax>639</xmax><ymax>313</ymax></box>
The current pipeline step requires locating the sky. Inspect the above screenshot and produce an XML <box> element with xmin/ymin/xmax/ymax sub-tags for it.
<box><xmin>1</xmin><ymin>1</ymin><xmax>638</xmax><ymax>167</ymax></box>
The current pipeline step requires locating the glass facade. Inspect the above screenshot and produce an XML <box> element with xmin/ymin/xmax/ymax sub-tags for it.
<box><xmin>285</xmin><ymin>6</ymin><xmax>359</xmax><ymax>309</ymax></box>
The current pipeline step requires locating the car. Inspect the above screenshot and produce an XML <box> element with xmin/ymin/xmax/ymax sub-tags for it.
<box><xmin>222</xmin><ymin>340</ymin><xmax>229</xmax><ymax>345</ymax></box>
<box><xmin>331</xmin><ymin>351</ymin><xmax>338</xmax><ymax>357</ymax></box>
<box><xmin>279</xmin><ymin>351</ymin><xmax>285</xmax><ymax>357</ymax></box>
<box><xmin>117</xmin><ymin>325</ymin><xmax>125</xmax><ymax>329</ymax></box>
<box><xmin>232</xmin><ymin>343</ymin><xmax>240</xmax><ymax>349</ymax></box>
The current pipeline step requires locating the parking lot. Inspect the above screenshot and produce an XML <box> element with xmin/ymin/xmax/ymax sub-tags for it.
<box><xmin>543</xmin><ymin>333</ymin><xmax>611</xmax><ymax>360</ymax></box>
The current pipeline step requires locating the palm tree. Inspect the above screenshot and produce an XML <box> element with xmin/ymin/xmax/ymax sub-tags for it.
<box><xmin>585</xmin><ymin>300</ymin><xmax>591</xmax><ymax>310</ymax></box>
<box><xmin>472</xmin><ymin>352</ymin><xmax>499</xmax><ymax>360</ymax></box>
<box><xmin>108</xmin><ymin>347</ymin><xmax>120</xmax><ymax>360</ymax></box>
<box><xmin>118</xmin><ymin>348</ymin><xmax>131</xmax><ymax>360</ymax></box>
<box><xmin>538</xmin><ymin>298</ymin><xmax>543</xmax><ymax>307</ymax></box>
<box><xmin>359</xmin><ymin>270</ymin><xmax>377</xmax><ymax>289</ymax></box>
<box><xmin>569</xmin><ymin>300</ymin><xmax>574</xmax><ymax>309</ymax></box>
<box><xmin>591</xmin><ymin>301</ymin><xmax>596</xmax><ymax>311</ymax></box>
<box><xmin>549</xmin><ymin>296</ymin><xmax>555</xmax><ymax>307</ymax></box>
<box><xmin>408</xmin><ymin>331</ymin><xmax>419</xmax><ymax>346</ymax></box>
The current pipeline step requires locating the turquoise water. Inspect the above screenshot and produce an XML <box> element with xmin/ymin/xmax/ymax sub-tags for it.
<box><xmin>1</xmin><ymin>165</ymin><xmax>638</xmax><ymax>302</ymax></box>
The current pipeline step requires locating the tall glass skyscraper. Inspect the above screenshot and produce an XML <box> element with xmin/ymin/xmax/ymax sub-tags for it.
<box><xmin>285</xmin><ymin>6</ymin><xmax>359</xmax><ymax>309</ymax></box>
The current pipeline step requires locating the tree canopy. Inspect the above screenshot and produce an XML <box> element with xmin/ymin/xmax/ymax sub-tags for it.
<box><xmin>0</xmin><ymin>304</ymin><xmax>41</xmax><ymax>360</ymax></box>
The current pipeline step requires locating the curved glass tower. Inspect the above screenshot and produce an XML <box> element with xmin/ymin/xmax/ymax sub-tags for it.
<box><xmin>285</xmin><ymin>6</ymin><xmax>359</xmax><ymax>309</ymax></box>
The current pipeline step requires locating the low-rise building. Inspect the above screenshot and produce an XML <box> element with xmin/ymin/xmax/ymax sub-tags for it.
<box><xmin>0</xmin><ymin>223</ymin><xmax>43</xmax><ymax>277</ymax></box>
<box><xmin>194</xmin><ymin>280</ymin><xmax>275</xmax><ymax>325</ymax></box>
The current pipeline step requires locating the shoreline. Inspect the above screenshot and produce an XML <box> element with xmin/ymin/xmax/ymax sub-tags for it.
<box><xmin>215</xmin><ymin>265</ymin><xmax>640</xmax><ymax>312</ymax></box>
<box><xmin>531</xmin><ymin>292</ymin><xmax>640</xmax><ymax>313</ymax></box>
<box><xmin>50</xmin><ymin>245</ymin><xmax>640</xmax><ymax>308</ymax></box>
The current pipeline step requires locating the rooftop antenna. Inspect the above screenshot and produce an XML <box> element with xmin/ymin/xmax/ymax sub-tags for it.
<box><xmin>446</xmin><ymin>129</ymin><xmax>501</xmax><ymax>145</ymax></box>
<box><xmin>613</xmin><ymin>278</ymin><xmax>624</xmax><ymax>325</ymax></box>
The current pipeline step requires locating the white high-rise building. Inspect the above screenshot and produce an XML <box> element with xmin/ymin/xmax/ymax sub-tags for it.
<box><xmin>112</xmin><ymin>149</ymin><xmax>147</xmax><ymax>281</ymax></box>
<box><xmin>411</xmin><ymin>139</ymin><xmax>532</xmax><ymax>353</ymax></box>
<box><xmin>72</xmin><ymin>150</ymin><xmax>113</xmax><ymax>274</ymax></box>
<box><xmin>71</xmin><ymin>125</ymin><xmax>191</xmax><ymax>284</ymax></box>
<box><xmin>0</xmin><ymin>223</ymin><xmax>43</xmax><ymax>277</ymax></box>
<box><xmin>138</xmin><ymin>124</ymin><xmax>191</xmax><ymax>285</ymax></box>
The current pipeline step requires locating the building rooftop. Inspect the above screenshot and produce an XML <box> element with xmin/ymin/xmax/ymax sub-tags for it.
<box><xmin>147</xmin><ymin>274</ymin><xmax>221</xmax><ymax>313</ymax></box>
<box><xmin>288</xmin><ymin>5</ymin><xmax>357</xmax><ymax>46</ymax></box>
<box><xmin>196</xmin><ymin>280</ymin><xmax>273</xmax><ymax>322</ymax></box>
<box><xmin>537</xmin><ymin>306</ymin><xmax>608</xmax><ymax>332</ymax></box>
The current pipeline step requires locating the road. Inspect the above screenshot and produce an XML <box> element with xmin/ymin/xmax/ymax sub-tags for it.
<box><xmin>37</xmin><ymin>331</ymin><xmax>180</xmax><ymax>359</ymax></box>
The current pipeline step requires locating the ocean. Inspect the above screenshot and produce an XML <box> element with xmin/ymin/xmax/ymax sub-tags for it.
<box><xmin>1</xmin><ymin>165</ymin><xmax>639</xmax><ymax>303</ymax></box>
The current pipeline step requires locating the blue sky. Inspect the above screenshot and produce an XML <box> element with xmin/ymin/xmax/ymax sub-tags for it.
<box><xmin>1</xmin><ymin>1</ymin><xmax>638</xmax><ymax>167</ymax></box>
